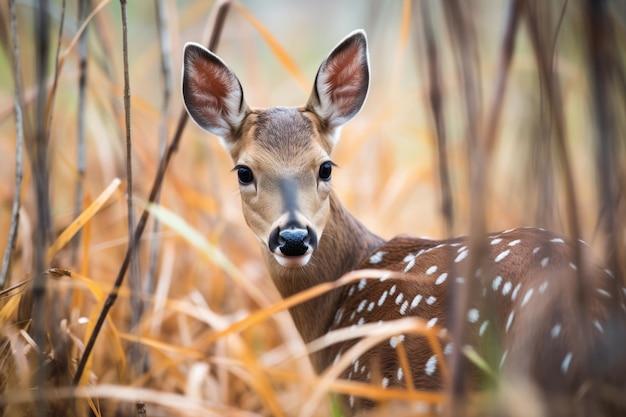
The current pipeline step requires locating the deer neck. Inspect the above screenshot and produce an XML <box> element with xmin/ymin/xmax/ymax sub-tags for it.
<box><xmin>264</xmin><ymin>191</ymin><xmax>384</xmax><ymax>370</ymax></box>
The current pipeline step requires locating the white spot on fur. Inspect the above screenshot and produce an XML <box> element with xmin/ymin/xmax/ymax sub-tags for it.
<box><xmin>382</xmin><ymin>377</ymin><xmax>390</xmax><ymax>388</ymax></box>
<box><xmin>594</xmin><ymin>320</ymin><xmax>604</xmax><ymax>333</ymax></box>
<box><xmin>369</xmin><ymin>251</ymin><xmax>387</xmax><ymax>264</ymax></box>
<box><xmin>404</xmin><ymin>259</ymin><xmax>415</xmax><ymax>272</ymax></box>
<box><xmin>400</xmin><ymin>300</ymin><xmax>409</xmax><ymax>315</ymax></box>
<box><xmin>435</xmin><ymin>273</ymin><xmax>448</xmax><ymax>285</ymax></box>
<box><xmin>395</xmin><ymin>293</ymin><xmax>404</xmax><ymax>305</ymax></box>
<box><xmin>492</xmin><ymin>276</ymin><xmax>503</xmax><ymax>291</ymax></box>
<box><xmin>569</xmin><ymin>262</ymin><xmax>577</xmax><ymax>271</ymax></box>
<box><xmin>358</xmin><ymin>279</ymin><xmax>367</xmax><ymax>291</ymax></box>
<box><xmin>425</xmin><ymin>355</ymin><xmax>437</xmax><ymax>376</ymax></box>
<box><xmin>541</xmin><ymin>257</ymin><xmax>550</xmax><ymax>268</ymax></box>
<box><xmin>539</xmin><ymin>281</ymin><xmax>549</xmax><ymax>294</ymax></box>
<box><xmin>479</xmin><ymin>320</ymin><xmax>489</xmax><ymax>336</ymax></box>
<box><xmin>426</xmin><ymin>296</ymin><xmax>437</xmax><ymax>305</ymax></box>
<box><xmin>532</xmin><ymin>246</ymin><xmax>541</xmax><ymax>255</ymax></box>
<box><xmin>367</xmin><ymin>302</ymin><xmax>375</xmax><ymax>312</ymax></box>
<box><xmin>426</xmin><ymin>265</ymin><xmax>438</xmax><ymax>275</ymax></box>
<box><xmin>551</xmin><ymin>238</ymin><xmax>565</xmax><ymax>243</ymax></box>
<box><xmin>491</xmin><ymin>238</ymin><xmax>503</xmax><ymax>245</ymax></box>
<box><xmin>561</xmin><ymin>352</ymin><xmax>573</xmax><ymax>374</ymax></box>
<box><xmin>502</xmin><ymin>281</ymin><xmax>512</xmax><ymax>295</ymax></box>
<box><xmin>455</xmin><ymin>249</ymin><xmax>469</xmax><ymax>263</ymax></box>
<box><xmin>605</xmin><ymin>269</ymin><xmax>615</xmax><ymax>279</ymax></box>
<box><xmin>597</xmin><ymin>288</ymin><xmax>612</xmax><ymax>298</ymax></box>
<box><xmin>397</xmin><ymin>367</ymin><xmax>403</xmax><ymax>381</ymax></box>
<box><xmin>411</xmin><ymin>295</ymin><xmax>423</xmax><ymax>309</ymax></box>
<box><xmin>357</xmin><ymin>300</ymin><xmax>367</xmax><ymax>313</ymax></box>
<box><xmin>467</xmin><ymin>308</ymin><xmax>480</xmax><ymax>323</ymax></box>
<box><xmin>551</xmin><ymin>323</ymin><xmax>562</xmax><ymax>338</ymax></box>
<box><xmin>334</xmin><ymin>308</ymin><xmax>344</xmax><ymax>324</ymax></box>
<box><xmin>389</xmin><ymin>284</ymin><xmax>396</xmax><ymax>296</ymax></box>
<box><xmin>378</xmin><ymin>290</ymin><xmax>389</xmax><ymax>306</ymax></box>
<box><xmin>521</xmin><ymin>288</ymin><xmax>535</xmax><ymax>307</ymax></box>
<box><xmin>511</xmin><ymin>283</ymin><xmax>522</xmax><ymax>300</ymax></box>
<box><xmin>500</xmin><ymin>350</ymin><xmax>508</xmax><ymax>369</ymax></box>
<box><xmin>495</xmin><ymin>249</ymin><xmax>510</xmax><ymax>263</ymax></box>
<box><xmin>508</xmin><ymin>239</ymin><xmax>521</xmax><ymax>247</ymax></box>
<box><xmin>505</xmin><ymin>311</ymin><xmax>515</xmax><ymax>332</ymax></box>
<box><xmin>427</xmin><ymin>317</ymin><xmax>438</xmax><ymax>328</ymax></box>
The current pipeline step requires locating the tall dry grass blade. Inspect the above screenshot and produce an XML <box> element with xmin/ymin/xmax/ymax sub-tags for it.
<box><xmin>71</xmin><ymin>0</ymin><xmax>91</xmax><ymax>266</ymax></box>
<box><xmin>145</xmin><ymin>204</ymin><xmax>272</xmax><ymax>307</ymax></box>
<box><xmin>72</xmin><ymin>0</ymin><xmax>232</xmax><ymax>386</ymax></box>
<box><xmin>233</xmin><ymin>2</ymin><xmax>309</xmax><ymax>91</ymax></box>
<box><xmin>47</xmin><ymin>178</ymin><xmax>122</xmax><ymax>261</ymax></box>
<box><xmin>1</xmin><ymin>0</ymin><xmax>25</xmax><ymax>290</ymax></box>
<box><xmin>418</xmin><ymin>1</ymin><xmax>454</xmax><ymax>236</ymax></box>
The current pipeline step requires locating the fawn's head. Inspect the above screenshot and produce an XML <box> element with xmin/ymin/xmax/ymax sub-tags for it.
<box><xmin>182</xmin><ymin>30</ymin><xmax>369</xmax><ymax>268</ymax></box>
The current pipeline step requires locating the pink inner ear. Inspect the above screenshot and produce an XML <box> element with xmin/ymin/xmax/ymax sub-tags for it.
<box><xmin>188</xmin><ymin>60</ymin><xmax>228</xmax><ymax>118</ymax></box>
<box><xmin>324</xmin><ymin>46</ymin><xmax>365</xmax><ymax>106</ymax></box>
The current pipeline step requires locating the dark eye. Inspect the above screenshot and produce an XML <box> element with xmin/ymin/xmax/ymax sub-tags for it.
<box><xmin>236</xmin><ymin>166</ymin><xmax>254</xmax><ymax>185</ymax></box>
<box><xmin>319</xmin><ymin>161</ymin><xmax>333</xmax><ymax>181</ymax></box>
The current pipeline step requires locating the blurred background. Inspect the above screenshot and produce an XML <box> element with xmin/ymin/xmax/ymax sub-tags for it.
<box><xmin>0</xmin><ymin>0</ymin><xmax>624</xmax><ymax>416</ymax></box>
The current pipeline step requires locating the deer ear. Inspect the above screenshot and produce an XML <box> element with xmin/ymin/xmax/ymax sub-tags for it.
<box><xmin>306</xmin><ymin>30</ymin><xmax>370</xmax><ymax>140</ymax></box>
<box><xmin>182</xmin><ymin>42</ymin><xmax>249</xmax><ymax>145</ymax></box>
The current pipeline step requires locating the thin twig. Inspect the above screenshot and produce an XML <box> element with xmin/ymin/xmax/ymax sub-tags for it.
<box><xmin>584</xmin><ymin>0</ymin><xmax>626</xmax><ymax>290</ymax></box>
<box><xmin>1</xmin><ymin>0</ymin><xmax>25</xmax><ymax>290</ymax></box>
<box><xmin>45</xmin><ymin>0</ymin><xmax>67</xmax><ymax>137</ymax></box>
<box><xmin>522</xmin><ymin>1</ymin><xmax>585</xmax><ymax>299</ymax></box>
<box><xmin>145</xmin><ymin>0</ymin><xmax>173</xmax><ymax>299</ymax></box>
<box><xmin>418</xmin><ymin>1</ymin><xmax>454</xmax><ymax>237</ymax></box>
<box><xmin>441</xmin><ymin>1</ymin><xmax>484</xmax><ymax>412</ymax></box>
<box><xmin>483</xmin><ymin>0</ymin><xmax>522</xmax><ymax>154</ymax></box>
<box><xmin>72</xmin><ymin>0</ymin><xmax>232</xmax><ymax>386</ymax></box>
<box><xmin>118</xmin><ymin>0</ymin><xmax>144</xmax><ymax>383</ymax></box>
<box><xmin>71</xmin><ymin>0</ymin><xmax>90</xmax><ymax>266</ymax></box>
<box><xmin>32</xmin><ymin>1</ymin><xmax>53</xmax><ymax>416</ymax></box>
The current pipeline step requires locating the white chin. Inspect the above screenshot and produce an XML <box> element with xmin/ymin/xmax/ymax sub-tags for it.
<box><xmin>273</xmin><ymin>252</ymin><xmax>312</xmax><ymax>268</ymax></box>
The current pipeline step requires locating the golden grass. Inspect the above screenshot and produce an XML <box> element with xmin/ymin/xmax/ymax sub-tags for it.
<box><xmin>0</xmin><ymin>0</ymin><xmax>624</xmax><ymax>416</ymax></box>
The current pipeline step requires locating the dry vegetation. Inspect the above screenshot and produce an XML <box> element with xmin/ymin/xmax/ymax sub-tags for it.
<box><xmin>0</xmin><ymin>0</ymin><xmax>624</xmax><ymax>416</ymax></box>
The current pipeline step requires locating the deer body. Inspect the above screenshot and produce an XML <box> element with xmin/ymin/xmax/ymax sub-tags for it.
<box><xmin>182</xmin><ymin>30</ymin><xmax>626</xmax><ymax>415</ymax></box>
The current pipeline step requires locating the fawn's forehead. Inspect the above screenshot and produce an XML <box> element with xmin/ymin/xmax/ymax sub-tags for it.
<box><xmin>234</xmin><ymin>107</ymin><xmax>331</xmax><ymax>165</ymax></box>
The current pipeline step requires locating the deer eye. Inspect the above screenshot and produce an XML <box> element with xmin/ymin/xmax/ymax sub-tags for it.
<box><xmin>236</xmin><ymin>166</ymin><xmax>254</xmax><ymax>185</ymax></box>
<box><xmin>319</xmin><ymin>161</ymin><xmax>333</xmax><ymax>181</ymax></box>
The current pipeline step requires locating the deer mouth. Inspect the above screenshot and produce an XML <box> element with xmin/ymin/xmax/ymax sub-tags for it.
<box><xmin>272</xmin><ymin>252</ymin><xmax>313</xmax><ymax>268</ymax></box>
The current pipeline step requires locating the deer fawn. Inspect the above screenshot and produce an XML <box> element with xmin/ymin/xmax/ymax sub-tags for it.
<box><xmin>182</xmin><ymin>30</ymin><xmax>626</xmax><ymax>415</ymax></box>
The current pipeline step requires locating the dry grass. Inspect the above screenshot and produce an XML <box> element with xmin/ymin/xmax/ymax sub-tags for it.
<box><xmin>0</xmin><ymin>0</ymin><xmax>624</xmax><ymax>416</ymax></box>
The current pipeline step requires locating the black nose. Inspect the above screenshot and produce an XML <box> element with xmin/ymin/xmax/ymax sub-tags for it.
<box><xmin>278</xmin><ymin>227</ymin><xmax>309</xmax><ymax>256</ymax></box>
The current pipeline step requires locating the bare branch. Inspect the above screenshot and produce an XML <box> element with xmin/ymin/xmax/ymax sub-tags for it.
<box><xmin>1</xmin><ymin>0</ymin><xmax>25</xmax><ymax>289</ymax></box>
